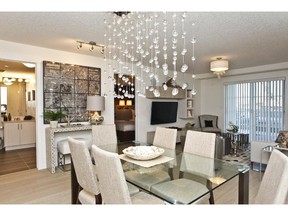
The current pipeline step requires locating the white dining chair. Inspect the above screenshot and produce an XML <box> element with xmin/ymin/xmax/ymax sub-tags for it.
<box><xmin>91</xmin><ymin>124</ymin><xmax>139</xmax><ymax>195</ymax></box>
<box><xmin>124</xmin><ymin>127</ymin><xmax>178</xmax><ymax>191</ymax></box>
<box><xmin>254</xmin><ymin>149</ymin><xmax>288</xmax><ymax>204</ymax></box>
<box><xmin>91</xmin><ymin>145</ymin><xmax>164</xmax><ymax>204</ymax></box>
<box><xmin>92</xmin><ymin>124</ymin><xmax>118</xmax><ymax>146</ymax></box>
<box><xmin>184</xmin><ymin>130</ymin><xmax>216</xmax><ymax>158</ymax></box>
<box><xmin>68</xmin><ymin>137</ymin><xmax>101</xmax><ymax>204</ymax></box>
<box><xmin>151</xmin><ymin>130</ymin><xmax>216</xmax><ymax>204</ymax></box>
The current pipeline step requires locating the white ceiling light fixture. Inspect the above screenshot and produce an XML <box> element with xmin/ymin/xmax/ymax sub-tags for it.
<box><xmin>210</xmin><ymin>57</ymin><xmax>229</xmax><ymax>79</ymax></box>
<box><xmin>23</xmin><ymin>62</ymin><xmax>35</xmax><ymax>68</ymax></box>
<box><xmin>2</xmin><ymin>77</ymin><xmax>30</xmax><ymax>85</ymax></box>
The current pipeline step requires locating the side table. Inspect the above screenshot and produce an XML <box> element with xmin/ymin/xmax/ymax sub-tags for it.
<box><xmin>45</xmin><ymin>125</ymin><xmax>92</xmax><ymax>173</ymax></box>
<box><xmin>260</xmin><ymin>145</ymin><xmax>274</xmax><ymax>178</ymax></box>
<box><xmin>260</xmin><ymin>144</ymin><xmax>288</xmax><ymax>178</ymax></box>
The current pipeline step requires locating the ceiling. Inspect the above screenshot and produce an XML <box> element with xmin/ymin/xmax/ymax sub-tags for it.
<box><xmin>0</xmin><ymin>12</ymin><xmax>288</xmax><ymax>77</ymax></box>
<box><xmin>0</xmin><ymin>59</ymin><xmax>35</xmax><ymax>73</ymax></box>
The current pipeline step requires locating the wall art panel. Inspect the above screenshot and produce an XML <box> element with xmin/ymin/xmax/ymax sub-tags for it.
<box><xmin>43</xmin><ymin>60</ymin><xmax>101</xmax><ymax>124</ymax></box>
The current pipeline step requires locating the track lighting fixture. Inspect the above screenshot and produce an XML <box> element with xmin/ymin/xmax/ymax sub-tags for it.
<box><xmin>76</xmin><ymin>40</ymin><xmax>104</xmax><ymax>54</ymax></box>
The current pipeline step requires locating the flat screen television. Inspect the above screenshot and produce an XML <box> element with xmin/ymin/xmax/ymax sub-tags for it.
<box><xmin>150</xmin><ymin>101</ymin><xmax>178</xmax><ymax>125</ymax></box>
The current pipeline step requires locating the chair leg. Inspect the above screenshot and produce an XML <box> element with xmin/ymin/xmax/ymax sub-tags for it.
<box><xmin>95</xmin><ymin>194</ymin><xmax>102</xmax><ymax>204</ymax></box>
<box><xmin>76</xmin><ymin>185</ymin><xmax>82</xmax><ymax>204</ymax></box>
<box><xmin>168</xmin><ymin>167</ymin><xmax>174</xmax><ymax>180</ymax></box>
<box><xmin>206</xmin><ymin>180</ymin><xmax>215</xmax><ymax>204</ymax></box>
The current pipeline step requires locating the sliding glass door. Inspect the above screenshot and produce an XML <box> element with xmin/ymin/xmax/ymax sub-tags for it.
<box><xmin>225</xmin><ymin>79</ymin><xmax>285</xmax><ymax>142</ymax></box>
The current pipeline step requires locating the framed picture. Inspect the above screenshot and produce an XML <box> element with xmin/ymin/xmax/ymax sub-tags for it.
<box><xmin>43</xmin><ymin>60</ymin><xmax>101</xmax><ymax>124</ymax></box>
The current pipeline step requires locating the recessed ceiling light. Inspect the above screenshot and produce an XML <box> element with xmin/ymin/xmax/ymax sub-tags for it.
<box><xmin>23</xmin><ymin>63</ymin><xmax>35</xmax><ymax>68</ymax></box>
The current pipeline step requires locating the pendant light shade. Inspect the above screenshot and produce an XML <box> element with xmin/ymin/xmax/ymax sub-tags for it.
<box><xmin>210</xmin><ymin>58</ymin><xmax>229</xmax><ymax>79</ymax></box>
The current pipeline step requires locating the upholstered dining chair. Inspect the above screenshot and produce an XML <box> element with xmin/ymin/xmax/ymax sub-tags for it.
<box><xmin>91</xmin><ymin>124</ymin><xmax>140</xmax><ymax>195</ymax></box>
<box><xmin>124</xmin><ymin>127</ymin><xmax>178</xmax><ymax>191</ymax></box>
<box><xmin>92</xmin><ymin>124</ymin><xmax>118</xmax><ymax>146</ymax></box>
<box><xmin>68</xmin><ymin>137</ymin><xmax>101</xmax><ymax>204</ymax></box>
<box><xmin>150</xmin><ymin>130</ymin><xmax>216</xmax><ymax>204</ymax></box>
<box><xmin>254</xmin><ymin>149</ymin><xmax>288</xmax><ymax>204</ymax></box>
<box><xmin>91</xmin><ymin>145</ymin><xmax>164</xmax><ymax>204</ymax></box>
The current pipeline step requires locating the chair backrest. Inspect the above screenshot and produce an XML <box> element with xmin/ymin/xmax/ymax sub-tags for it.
<box><xmin>91</xmin><ymin>145</ymin><xmax>132</xmax><ymax>204</ymax></box>
<box><xmin>254</xmin><ymin>149</ymin><xmax>288</xmax><ymax>204</ymax></box>
<box><xmin>184</xmin><ymin>130</ymin><xmax>216</xmax><ymax>158</ymax></box>
<box><xmin>92</xmin><ymin>124</ymin><xmax>117</xmax><ymax>146</ymax></box>
<box><xmin>199</xmin><ymin>115</ymin><xmax>218</xmax><ymax>128</ymax></box>
<box><xmin>180</xmin><ymin>153</ymin><xmax>215</xmax><ymax>178</ymax></box>
<box><xmin>68</xmin><ymin>137</ymin><xmax>100</xmax><ymax>196</ymax></box>
<box><xmin>153</xmin><ymin>127</ymin><xmax>177</xmax><ymax>149</ymax></box>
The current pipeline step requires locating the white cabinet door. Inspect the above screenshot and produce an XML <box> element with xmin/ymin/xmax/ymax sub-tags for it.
<box><xmin>4</xmin><ymin>123</ymin><xmax>20</xmax><ymax>147</ymax></box>
<box><xmin>20</xmin><ymin>122</ymin><xmax>36</xmax><ymax>145</ymax></box>
<box><xmin>4</xmin><ymin>121</ymin><xmax>36</xmax><ymax>147</ymax></box>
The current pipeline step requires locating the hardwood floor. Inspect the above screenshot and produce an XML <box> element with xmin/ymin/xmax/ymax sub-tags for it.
<box><xmin>0</xmin><ymin>165</ymin><xmax>287</xmax><ymax>204</ymax></box>
<box><xmin>0</xmin><ymin>147</ymin><xmax>36</xmax><ymax>175</ymax></box>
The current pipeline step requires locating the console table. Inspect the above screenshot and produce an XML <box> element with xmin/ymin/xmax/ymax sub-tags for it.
<box><xmin>45</xmin><ymin>125</ymin><xmax>92</xmax><ymax>173</ymax></box>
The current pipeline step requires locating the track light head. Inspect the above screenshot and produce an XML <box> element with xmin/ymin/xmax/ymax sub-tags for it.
<box><xmin>101</xmin><ymin>47</ymin><xmax>105</xmax><ymax>54</ymax></box>
<box><xmin>77</xmin><ymin>42</ymin><xmax>82</xmax><ymax>49</ymax></box>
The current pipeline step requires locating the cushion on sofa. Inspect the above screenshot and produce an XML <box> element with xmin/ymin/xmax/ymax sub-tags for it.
<box><xmin>275</xmin><ymin>131</ymin><xmax>288</xmax><ymax>144</ymax></box>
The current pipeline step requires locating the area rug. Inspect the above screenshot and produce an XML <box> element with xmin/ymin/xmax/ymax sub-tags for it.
<box><xmin>222</xmin><ymin>149</ymin><xmax>250</xmax><ymax>166</ymax></box>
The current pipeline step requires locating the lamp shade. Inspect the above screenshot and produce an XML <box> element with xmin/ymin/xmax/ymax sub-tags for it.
<box><xmin>119</xmin><ymin>100</ymin><xmax>125</xmax><ymax>106</ymax></box>
<box><xmin>210</xmin><ymin>60</ymin><xmax>229</xmax><ymax>72</ymax></box>
<box><xmin>126</xmin><ymin>100</ymin><xmax>132</xmax><ymax>106</ymax></box>
<box><xmin>86</xmin><ymin>95</ymin><xmax>105</xmax><ymax>111</ymax></box>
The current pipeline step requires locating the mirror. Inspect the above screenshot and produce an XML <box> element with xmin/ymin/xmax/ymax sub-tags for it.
<box><xmin>0</xmin><ymin>59</ymin><xmax>36</xmax><ymax>120</ymax></box>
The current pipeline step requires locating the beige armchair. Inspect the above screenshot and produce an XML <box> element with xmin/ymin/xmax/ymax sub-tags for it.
<box><xmin>198</xmin><ymin>115</ymin><xmax>221</xmax><ymax>135</ymax></box>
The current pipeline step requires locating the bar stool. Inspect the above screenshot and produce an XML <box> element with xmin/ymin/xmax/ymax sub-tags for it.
<box><xmin>57</xmin><ymin>137</ymin><xmax>90</xmax><ymax>171</ymax></box>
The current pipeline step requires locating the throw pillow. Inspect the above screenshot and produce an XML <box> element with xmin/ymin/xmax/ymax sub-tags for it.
<box><xmin>275</xmin><ymin>131</ymin><xmax>288</xmax><ymax>144</ymax></box>
<box><xmin>204</xmin><ymin>120</ymin><xmax>213</xmax><ymax>127</ymax></box>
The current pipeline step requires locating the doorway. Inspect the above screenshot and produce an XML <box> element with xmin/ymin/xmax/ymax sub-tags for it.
<box><xmin>114</xmin><ymin>73</ymin><xmax>135</xmax><ymax>142</ymax></box>
<box><xmin>0</xmin><ymin>59</ymin><xmax>36</xmax><ymax>175</ymax></box>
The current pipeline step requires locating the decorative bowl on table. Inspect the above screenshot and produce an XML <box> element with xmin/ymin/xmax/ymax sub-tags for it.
<box><xmin>122</xmin><ymin>146</ymin><xmax>165</xmax><ymax>160</ymax></box>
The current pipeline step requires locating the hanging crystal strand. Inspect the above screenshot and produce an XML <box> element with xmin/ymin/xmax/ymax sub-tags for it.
<box><xmin>191</xmin><ymin>22</ymin><xmax>197</xmax><ymax>96</ymax></box>
<box><xmin>144</xmin><ymin>14</ymin><xmax>151</xmax><ymax>93</ymax></box>
<box><xmin>181</xmin><ymin>12</ymin><xmax>188</xmax><ymax>90</ymax></box>
<box><xmin>152</xmin><ymin>12</ymin><xmax>160</xmax><ymax>97</ymax></box>
<box><xmin>162</xmin><ymin>12</ymin><xmax>168</xmax><ymax>91</ymax></box>
<box><xmin>103</xmin><ymin>17</ymin><xmax>108</xmax><ymax>97</ymax></box>
<box><xmin>172</xmin><ymin>13</ymin><xmax>179</xmax><ymax>96</ymax></box>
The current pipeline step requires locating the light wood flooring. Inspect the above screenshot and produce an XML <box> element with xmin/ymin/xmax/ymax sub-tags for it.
<box><xmin>0</xmin><ymin>166</ymin><xmax>287</xmax><ymax>204</ymax></box>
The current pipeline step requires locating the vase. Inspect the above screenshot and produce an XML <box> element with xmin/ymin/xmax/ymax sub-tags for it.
<box><xmin>50</xmin><ymin>121</ymin><xmax>58</xmax><ymax>128</ymax></box>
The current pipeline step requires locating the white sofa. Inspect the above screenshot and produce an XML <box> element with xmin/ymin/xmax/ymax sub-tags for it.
<box><xmin>250</xmin><ymin>141</ymin><xmax>278</xmax><ymax>165</ymax></box>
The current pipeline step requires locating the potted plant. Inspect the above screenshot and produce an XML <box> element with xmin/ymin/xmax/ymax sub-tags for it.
<box><xmin>44</xmin><ymin>110</ymin><xmax>66</xmax><ymax>128</ymax></box>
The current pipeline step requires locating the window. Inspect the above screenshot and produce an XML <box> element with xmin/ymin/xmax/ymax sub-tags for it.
<box><xmin>225</xmin><ymin>79</ymin><xmax>285</xmax><ymax>142</ymax></box>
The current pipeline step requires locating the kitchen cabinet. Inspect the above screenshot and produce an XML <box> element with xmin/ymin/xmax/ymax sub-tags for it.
<box><xmin>4</xmin><ymin>121</ymin><xmax>36</xmax><ymax>150</ymax></box>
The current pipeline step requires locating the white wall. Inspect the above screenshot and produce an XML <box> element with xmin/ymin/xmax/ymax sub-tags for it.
<box><xmin>198</xmin><ymin>65</ymin><xmax>288</xmax><ymax>133</ymax></box>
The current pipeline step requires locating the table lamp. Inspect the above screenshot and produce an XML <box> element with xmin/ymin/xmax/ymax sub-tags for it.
<box><xmin>86</xmin><ymin>95</ymin><xmax>105</xmax><ymax>125</ymax></box>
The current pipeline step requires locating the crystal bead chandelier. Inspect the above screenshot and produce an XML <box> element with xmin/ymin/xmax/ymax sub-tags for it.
<box><xmin>104</xmin><ymin>12</ymin><xmax>197</xmax><ymax>98</ymax></box>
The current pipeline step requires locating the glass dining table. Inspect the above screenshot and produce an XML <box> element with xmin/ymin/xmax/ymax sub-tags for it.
<box><xmin>70</xmin><ymin>141</ymin><xmax>250</xmax><ymax>204</ymax></box>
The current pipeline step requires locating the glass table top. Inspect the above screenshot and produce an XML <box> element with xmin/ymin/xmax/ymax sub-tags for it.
<box><xmin>98</xmin><ymin>141</ymin><xmax>249</xmax><ymax>204</ymax></box>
